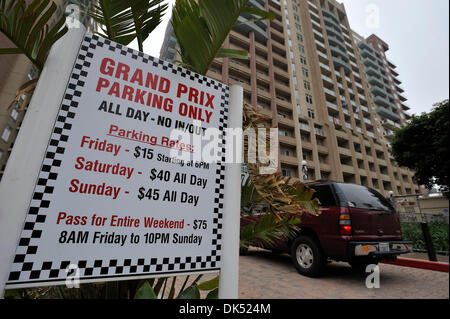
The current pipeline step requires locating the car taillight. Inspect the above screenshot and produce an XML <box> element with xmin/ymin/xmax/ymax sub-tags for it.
<box><xmin>339</xmin><ymin>210</ymin><xmax>352</xmax><ymax>235</ymax></box>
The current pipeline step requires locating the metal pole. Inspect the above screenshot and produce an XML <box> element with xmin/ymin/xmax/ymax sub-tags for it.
<box><xmin>218</xmin><ymin>85</ymin><xmax>243</xmax><ymax>299</ymax></box>
<box><xmin>417</xmin><ymin>195</ymin><xmax>438</xmax><ymax>261</ymax></box>
<box><xmin>0</xmin><ymin>28</ymin><xmax>86</xmax><ymax>297</ymax></box>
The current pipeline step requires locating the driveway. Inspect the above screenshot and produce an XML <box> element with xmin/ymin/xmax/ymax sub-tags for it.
<box><xmin>238</xmin><ymin>248</ymin><xmax>449</xmax><ymax>299</ymax></box>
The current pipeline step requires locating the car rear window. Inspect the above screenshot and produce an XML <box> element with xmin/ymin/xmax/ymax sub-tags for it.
<box><xmin>335</xmin><ymin>183</ymin><xmax>395</xmax><ymax>212</ymax></box>
<box><xmin>310</xmin><ymin>184</ymin><xmax>337</xmax><ymax>207</ymax></box>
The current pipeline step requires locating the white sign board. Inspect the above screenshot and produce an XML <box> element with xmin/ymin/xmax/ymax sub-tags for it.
<box><xmin>5</xmin><ymin>33</ymin><xmax>230</xmax><ymax>287</ymax></box>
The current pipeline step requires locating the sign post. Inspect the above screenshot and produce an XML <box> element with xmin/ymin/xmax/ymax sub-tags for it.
<box><xmin>0</xmin><ymin>29</ymin><xmax>240</xmax><ymax>296</ymax></box>
<box><xmin>218</xmin><ymin>85</ymin><xmax>242</xmax><ymax>299</ymax></box>
<box><xmin>0</xmin><ymin>28</ymin><xmax>87</xmax><ymax>296</ymax></box>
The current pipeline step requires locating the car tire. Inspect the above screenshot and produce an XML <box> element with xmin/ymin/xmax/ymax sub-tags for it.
<box><xmin>290</xmin><ymin>236</ymin><xmax>326</xmax><ymax>277</ymax></box>
<box><xmin>239</xmin><ymin>246</ymin><xmax>249</xmax><ymax>256</ymax></box>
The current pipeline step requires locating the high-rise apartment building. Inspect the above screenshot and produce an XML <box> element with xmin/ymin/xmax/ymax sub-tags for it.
<box><xmin>0</xmin><ymin>0</ymin><xmax>95</xmax><ymax>181</ymax></box>
<box><xmin>171</xmin><ymin>0</ymin><xmax>418</xmax><ymax>196</ymax></box>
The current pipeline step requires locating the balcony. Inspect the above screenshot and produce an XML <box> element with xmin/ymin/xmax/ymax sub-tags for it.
<box><xmin>368</xmin><ymin>76</ymin><xmax>385</xmax><ymax>88</ymax></box>
<box><xmin>315</xmin><ymin>127</ymin><xmax>326</xmax><ymax>136</ymax></box>
<box><xmin>374</xmin><ymin>96</ymin><xmax>392</xmax><ymax>108</ymax></box>
<box><xmin>398</xmin><ymin>92</ymin><xmax>407</xmax><ymax>102</ymax></box>
<box><xmin>280</xmin><ymin>154</ymin><xmax>299</xmax><ymax>166</ymax></box>
<box><xmin>361</xmin><ymin>105</ymin><xmax>370</xmax><ymax>113</ymax></box>
<box><xmin>377</xmin><ymin>106</ymin><xmax>401</xmax><ymax>122</ymax></box>
<box><xmin>330</xmin><ymin>46</ymin><xmax>349</xmax><ymax>62</ymax></box>
<box><xmin>299</xmin><ymin>122</ymin><xmax>311</xmax><ymax>132</ymax></box>
<box><xmin>381</xmin><ymin>118</ymin><xmax>397</xmax><ymax>130</ymax></box>
<box><xmin>234</xmin><ymin>16</ymin><xmax>268</xmax><ymax>43</ymax></box>
<box><xmin>358</xmin><ymin>41</ymin><xmax>373</xmax><ymax>53</ymax></box>
<box><xmin>321</xmin><ymin>73</ymin><xmax>333</xmax><ymax>85</ymax></box>
<box><xmin>401</xmin><ymin>101</ymin><xmax>410</xmax><ymax>111</ymax></box>
<box><xmin>319</xmin><ymin>61</ymin><xmax>331</xmax><ymax>72</ymax></box>
<box><xmin>278</xmin><ymin>115</ymin><xmax>295</xmax><ymax>128</ymax></box>
<box><xmin>323</xmin><ymin>15</ymin><xmax>341</xmax><ymax>34</ymax></box>
<box><xmin>324</xmin><ymin>87</ymin><xmax>336</xmax><ymax>99</ymax></box>
<box><xmin>332</xmin><ymin>57</ymin><xmax>351</xmax><ymax>75</ymax></box>
<box><xmin>371</xmin><ymin>86</ymin><xmax>387</xmax><ymax>98</ymax></box>
<box><xmin>366</xmin><ymin>131</ymin><xmax>375</xmax><ymax>138</ymax></box>
<box><xmin>338</xmin><ymin>147</ymin><xmax>352</xmax><ymax>157</ymax></box>
<box><xmin>322</xmin><ymin>9</ymin><xmax>340</xmax><ymax>25</ymax></box>
<box><xmin>326</xmin><ymin>100</ymin><xmax>339</xmax><ymax>112</ymax></box>
<box><xmin>325</xmin><ymin>25</ymin><xmax>345</xmax><ymax>43</ymax></box>
<box><xmin>327</xmin><ymin>35</ymin><xmax>346</xmax><ymax>52</ymax></box>
<box><xmin>329</xmin><ymin>115</ymin><xmax>342</xmax><ymax>126</ymax></box>
<box><xmin>363</xmin><ymin>57</ymin><xmax>379</xmax><ymax>70</ymax></box>
<box><xmin>317</xmin><ymin>49</ymin><xmax>329</xmax><ymax>61</ymax></box>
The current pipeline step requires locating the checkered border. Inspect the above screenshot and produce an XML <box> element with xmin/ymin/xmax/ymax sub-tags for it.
<box><xmin>7</xmin><ymin>32</ymin><xmax>229</xmax><ymax>285</ymax></box>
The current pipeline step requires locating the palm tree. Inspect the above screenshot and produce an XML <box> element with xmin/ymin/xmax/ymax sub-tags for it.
<box><xmin>1</xmin><ymin>0</ymin><xmax>320</xmax><ymax>299</ymax></box>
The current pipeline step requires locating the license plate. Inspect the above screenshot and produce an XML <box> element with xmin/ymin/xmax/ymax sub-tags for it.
<box><xmin>379</xmin><ymin>242</ymin><xmax>390</xmax><ymax>253</ymax></box>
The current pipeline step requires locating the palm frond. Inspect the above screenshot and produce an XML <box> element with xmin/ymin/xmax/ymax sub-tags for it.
<box><xmin>172</xmin><ymin>0</ymin><xmax>275</xmax><ymax>75</ymax></box>
<box><xmin>241</xmin><ymin>213</ymin><xmax>300</xmax><ymax>248</ymax></box>
<box><xmin>82</xmin><ymin>0</ymin><xmax>168</xmax><ymax>51</ymax></box>
<box><xmin>0</xmin><ymin>0</ymin><xmax>68</xmax><ymax>70</ymax></box>
<box><xmin>242</xmin><ymin>101</ymin><xmax>321</xmax><ymax>218</ymax></box>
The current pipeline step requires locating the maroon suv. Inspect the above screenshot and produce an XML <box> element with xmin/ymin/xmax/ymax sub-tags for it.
<box><xmin>249</xmin><ymin>181</ymin><xmax>412</xmax><ymax>277</ymax></box>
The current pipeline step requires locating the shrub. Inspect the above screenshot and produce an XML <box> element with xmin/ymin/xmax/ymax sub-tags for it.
<box><xmin>401</xmin><ymin>222</ymin><xmax>449</xmax><ymax>252</ymax></box>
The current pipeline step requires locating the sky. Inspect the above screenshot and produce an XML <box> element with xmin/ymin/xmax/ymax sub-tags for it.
<box><xmin>133</xmin><ymin>0</ymin><xmax>449</xmax><ymax>116</ymax></box>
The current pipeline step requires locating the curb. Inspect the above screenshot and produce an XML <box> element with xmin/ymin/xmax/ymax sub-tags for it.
<box><xmin>381</xmin><ymin>258</ymin><xmax>449</xmax><ymax>273</ymax></box>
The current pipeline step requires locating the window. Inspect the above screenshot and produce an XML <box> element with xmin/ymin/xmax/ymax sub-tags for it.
<box><xmin>28</xmin><ymin>66</ymin><xmax>38</xmax><ymax>80</ymax></box>
<box><xmin>296</xmin><ymin>33</ymin><xmax>303</xmax><ymax>42</ymax></box>
<box><xmin>310</xmin><ymin>184</ymin><xmax>337</xmax><ymax>207</ymax></box>
<box><xmin>10</xmin><ymin>104</ymin><xmax>19</xmax><ymax>121</ymax></box>
<box><xmin>295</xmin><ymin>23</ymin><xmax>302</xmax><ymax>32</ymax></box>
<box><xmin>300</xmin><ymin>56</ymin><xmax>307</xmax><ymax>65</ymax></box>
<box><xmin>282</xmin><ymin>168</ymin><xmax>292</xmax><ymax>177</ymax></box>
<box><xmin>0</xmin><ymin>150</ymin><xmax>3</xmax><ymax>161</ymax></box>
<box><xmin>304</xmin><ymin>80</ymin><xmax>311</xmax><ymax>90</ymax></box>
<box><xmin>278</xmin><ymin>129</ymin><xmax>289</xmax><ymax>137</ymax></box>
<box><xmin>306</xmin><ymin>94</ymin><xmax>313</xmax><ymax>104</ymax></box>
<box><xmin>293</xmin><ymin>14</ymin><xmax>300</xmax><ymax>22</ymax></box>
<box><xmin>335</xmin><ymin>183</ymin><xmax>395</xmax><ymax>212</ymax></box>
<box><xmin>307</xmin><ymin>108</ymin><xmax>315</xmax><ymax>119</ymax></box>
<box><xmin>292</xmin><ymin>4</ymin><xmax>298</xmax><ymax>11</ymax></box>
<box><xmin>280</xmin><ymin>148</ymin><xmax>290</xmax><ymax>156</ymax></box>
<box><xmin>302</xmin><ymin>67</ymin><xmax>309</xmax><ymax>77</ymax></box>
<box><xmin>1</xmin><ymin>126</ymin><xmax>12</xmax><ymax>142</ymax></box>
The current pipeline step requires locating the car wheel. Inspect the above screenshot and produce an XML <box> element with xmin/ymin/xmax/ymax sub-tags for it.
<box><xmin>290</xmin><ymin>236</ymin><xmax>326</xmax><ymax>277</ymax></box>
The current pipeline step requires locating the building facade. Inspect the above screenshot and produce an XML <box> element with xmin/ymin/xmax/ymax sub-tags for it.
<box><xmin>0</xmin><ymin>0</ymin><xmax>95</xmax><ymax>181</ymax></box>
<box><xmin>161</xmin><ymin>0</ymin><xmax>420</xmax><ymax>197</ymax></box>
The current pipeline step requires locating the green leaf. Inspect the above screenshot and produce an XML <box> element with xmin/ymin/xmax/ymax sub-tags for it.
<box><xmin>0</xmin><ymin>0</ymin><xmax>68</xmax><ymax>69</ymax></box>
<box><xmin>81</xmin><ymin>0</ymin><xmax>168</xmax><ymax>49</ymax></box>
<box><xmin>177</xmin><ymin>284</ymin><xmax>200</xmax><ymax>299</ymax></box>
<box><xmin>172</xmin><ymin>0</ymin><xmax>274</xmax><ymax>75</ymax></box>
<box><xmin>0</xmin><ymin>47</ymin><xmax>22</xmax><ymax>54</ymax></box>
<box><xmin>197</xmin><ymin>275</ymin><xmax>219</xmax><ymax>291</ymax></box>
<box><xmin>216</xmin><ymin>48</ymin><xmax>248</xmax><ymax>59</ymax></box>
<box><xmin>206</xmin><ymin>288</ymin><xmax>219</xmax><ymax>299</ymax></box>
<box><xmin>134</xmin><ymin>281</ymin><xmax>157</xmax><ymax>299</ymax></box>
<box><xmin>241</xmin><ymin>7</ymin><xmax>276</xmax><ymax>20</ymax></box>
